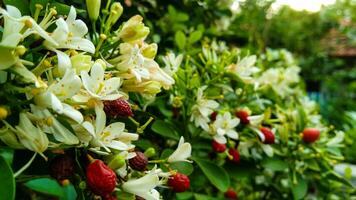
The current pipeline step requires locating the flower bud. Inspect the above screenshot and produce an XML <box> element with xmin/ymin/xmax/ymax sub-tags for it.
<box><xmin>117</xmin><ymin>15</ymin><xmax>150</xmax><ymax>43</ymax></box>
<box><xmin>70</xmin><ymin>53</ymin><xmax>93</xmax><ymax>74</ymax></box>
<box><xmin>108</xmin><ymin>155</ymin><xmax>126</xmax><ymax>170</ymax></box>
<box><xmin>0</xmin><ymin>126</ymin><xmax>24</xmax><ymax>149</ymax></box>
<box><xmin>0</xmin><ymin>106</ymin><xmax>8</xmax><ymax>120</ymax></box>
<box><xmin>144</xmin><ymin>147</ymin><xmax>156</xmax><ymax>158</ymax></box>
<box><xmin>123</xmin><ymin>80</ymin><xmax>161</xmax><ymax>95</ymax></box>
<box><xmin>109</xmin><ymin>2</ymin><xmax>123</xmax><ymax>25</ymax></box>
<box><xmin>86</xmin><ymin>0</ymin><xmax>101</xmax><ymax>21</ymax></box>
<box><xmin>141</xmin><ymin>43</ymin><xmax>157</xmax><ymax>59</ymax></box>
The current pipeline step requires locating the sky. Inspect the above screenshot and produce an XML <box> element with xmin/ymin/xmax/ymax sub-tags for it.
<box><xmin>273</xmin><ymin>0</ymin><xmax>337</xmax><ymax>12</ymax></box>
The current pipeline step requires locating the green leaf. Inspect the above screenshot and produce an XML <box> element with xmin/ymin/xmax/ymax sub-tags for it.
<box><xmin>114</xmin><ymin>190</ymin><xmax>135</xmax><ymax>200</ymax></box>
<box><xmin>25</xmin><ymin>178</ymin><xmax>64</xmax><ymax>197</ymax></box>
<box><xmin>188</xmin><ymin>30</ymin><xmax>203</xmax><ymax>44</ymax></box>
<box><xmin>170</xmin><ymin>161</ymin><xmax>194</xmax><ymax>175</ymax></box>
<box><xmin>151</xmin><ymin>120</ymin><xmax>179</xmax><ymax>140</ymax></box>
<box><xmin>175</xmin><ymin>31</ymin><xmax>186</xmax><ymax>50</ymax></box>
<box><xmin>262</xmin><ymin>158</ymin><xmax>288</xmax><ymax>171</ymax></box>
<box><xmin>4</xmin><ymin>0</ymin><xmax>30</xmax><ymax>15</ymax></box>
<box><xmin>291</xmin><ymin>176</ymin><xmax>307</xmax><ymax>200</ymax></box>
<box><xmin>60</xmin><ymin>184</ymin><xmax>77</xmax><ymax>200</ymax></box>
<box><xmin>193</xmin><ymin>158</ymin><xmax>230</xmax><ymax>191</ymax></box>
<box><xmin>0</xmin><ymin>147</ymin><xmax>14</xmax><ymax>165</ymax></box>
<box><xmin>0</xmin><ymin>156</ymin><xmax>15</xmax><ymax>200</ymax></box>
<box><xmin>176</xmin><ymin>192</ymin><xmax>194</xmax><ymax>200</ymax></box>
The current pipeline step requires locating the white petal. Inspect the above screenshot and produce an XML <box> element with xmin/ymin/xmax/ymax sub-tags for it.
<box><xmin>55</xmin><ymin>50</ymin><xmax>72</xmax><ymax>76</ymax></box>
<box><xmin>106</xmin><ymin>140</ymin><xmax>129</xmax><ymax>150</ymax></box>
<box><xmin>226</xmin><ymin>130</ymin><xmax>238</xmax><ymax>140</ymax></box>
<box><xmin>62</xmin><ymin>103</ymin><xmax>83</xmax><ymax>123</ymax></box>
<box><xmin>95</xmin><ymin>106</ymin><xmax>106</xmax><ymax>135</ymax></box>
<box><xmin>214</xmin><ymin>135</ymin><xmax>227</xmax><ymax>144</ymax></box>
<box><xmin>168</xmin><ymin>143</ymin><xmax>191</xmax><ymax>163</ymax></box>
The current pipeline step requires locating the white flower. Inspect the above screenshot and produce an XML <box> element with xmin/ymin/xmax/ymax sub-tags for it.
<box><xmin>81</xmin><ymin>61</ymin><xmax>123</xmax><ymax>101</ymax></box>
<box><xmin>145</xmin><ymin>60</ymin><xmax>175</xmax><ymax>89</ymax></box>
<box><xmin>248</xmin><ymin>114</ymin><xmax>264</xmax><ymax>127</ymax></box>
<box><xmin>30</xmin><ymin>105</ymin><xmax>79</xmax><ymax>145</ymax></box>
<box><xmin>113</xmin><ymin>43</ymin><xmax>150</xmax><ymax>82</ymax></box>
<box><xmin>190</xmin><ymin>86</ymin><xmax>219</xmax><ymax>130</ymax></box>
<box><xmin>122</xmin><ymin>172</ymin><xmax>160</xmax><ymax>200</ymax></box>
<box><xmin>33</xmin><ymin>69</ymin><xmax>83</xmax><ymax>123</ymax></box>
<box><xmin>43</xmin><ymin>6</ymin><xmax>95</xmax><ymax>53</ymax></box>
<box><xmin>167</xmin><ymin>137</ymin><xmax>192</xmax><ymax>163</ymax></box>
<box><xmin>115</xmin><ymin>151</ymin><xmax>137</xmax><ymax>178</ymax></box>
<box><xmin>211</xmin><ymin>112</ymin><xmax>240</xmax><ymax>144</ymax></box>
<box><xmin>86</xmin><ymin>106</ymin><xmax>138</xmax><ymax>152</ymax></box>
<box><xmin>14</xmin><ymin>113</ymin><xmax>49</xmax><ymax>158</ymax></box>
<box><xmin>0</xmin><ymin>6</ymin><xmax>57</xmax><ymax>69</ymax></box>
<box><xmin>227</xmin><ymin>55</ymin><xmax>260</xmax><ymax>83</ymax></box>
<box><xmin>162</xmin><ymin>52</ymin><xmax>183</xmax><ymax>76</ymax></box>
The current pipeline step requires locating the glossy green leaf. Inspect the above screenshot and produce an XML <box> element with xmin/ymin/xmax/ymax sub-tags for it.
<box><xmin>60</xmin><ymin>184</ymin><xmax>77</xmax><ymax>200</ymax></box>
<box><xmin>25</xmin><ymin>178</ymin><xmax>64</xmax><ymax>197</ymax></box>
<box><xmin>291</xmin><ymin>176</ymin><xmax>307</xmax><ymax>200</ymax></box>
<box><xmin>0</xmin><ymin>156</ymin><xmax>15</xmax><ymax>200</ymax></box>
<box><xmin>170</xmin><ymin>161</ymin><xmax>194</xmax><ymax>175</ymax></box>
<box><xmin>175</xmin><ymin>31</ymin><xmax>186</xmax><ymax>50</ymax></box>
<box><xmin>193</xmin><ymin>158</ymin><xmax>230</xmax><ymax>191</ymax></box>
<box><xmin>151</xmin><ymin>120</ymin><xmax>179</xmax><ymax>140</ymax></box>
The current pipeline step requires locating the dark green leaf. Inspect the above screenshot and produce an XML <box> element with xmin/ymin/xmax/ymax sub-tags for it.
<box><xmin>151</xmin><ymin>120</ymin><xmax>179</xmax><ymax>140</ymax></box>
<box><xmin>170</xmin><ymin>161</ymin><xmax>194</xmax><ymax>175</ymax></box>
<box><xmin>0</xmin><ymin>156</ymin><xmax>15</xmax><ymax>200</ymax></box>
<box><xmin>176</xmin><ymin>192</ymin><xmax>194</xmax><ymax>200</ymax></box>
<box><xmin>193</xmin><ymin>158</ymin><xmax>230</xmax><ymax>191</ymax></box>
<box><xmin>4</xmin><ymin>0</ymin><xmax>30</xmax><ymax>15</ymax></box>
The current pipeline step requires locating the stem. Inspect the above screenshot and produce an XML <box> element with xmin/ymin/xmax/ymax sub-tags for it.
<box><xmin>148</xmin><ymin>159</ymin><xmax>167</xmax><ymax>164</ymax></box>
<box><xmin>137</xmin><ymin>117</ymin><xmax>154</xmax><ymax>134</ymax></box>
<box><xmin>129</xmin><ymin>116</ymin><xmax>140</xmax><ymax>127</ymax></box>
<box><xmin>14</xmin><ymin>153</ymin><xmax>37</xmax><ymax>178</ymax></box>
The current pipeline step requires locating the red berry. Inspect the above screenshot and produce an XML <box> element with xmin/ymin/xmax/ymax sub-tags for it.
<box><xmin>103</xmin><ymin>194</ymin><xmax>118</xmax><ymax>200</ymax></box>
<box><xmin>224</xmin><ymin>188</ymin><xmax>238</xmax><ymax>199</ymax></box>
<box><xmin>86</xmin><ymin>160</ymin><xmax>117</xmax><ymax>196</ymax></box>
<box><xmin>212</xmin><ymin>140</ymin><xmax>226</xmax><ymax>153</ymax></box>
<box><xmin>129</xmin><ymin>151</ymin><xmax>148</xmax><ymax>171</ymax></box>
<box><xmin>303</xmin><ymin>128</ymin><xmax>320</xmax><ymax>143</ymax></box>
<box><xmin>49</xmin><ymin>154</ymin><xmax>75</xmax><ymax>181</ymax></box>
<box><xmin>168</xmin><ymin>173</ymin><xmax>190</xmax><ymax>193</ymax></box>
<box><xmin>260</xmin><ymin>127</ymin><xmax>275</xmax><ymax>144</ymax></box>
<box><xmin>210</xmin><ymin>112</ymin><xmax>218</xmax><ymax>121</ymax></box>
<box><xmin>103</xmin><ymin>98</ymin><xmax>133</xmax><ymax>118</ymax></box>
<box><xmin>235</xmin><ymin>110</ymin><xmax>250</xmax><ymax>125</ymax></box>
<box><xmin>228</xmin><ymin>148</ymin><xmax>240</xmax><ymax>163</ymax></box>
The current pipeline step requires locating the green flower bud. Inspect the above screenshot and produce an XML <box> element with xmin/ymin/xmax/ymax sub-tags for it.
<box><xmin>109</xmin><ymin>2</ymin><xmax>123</xmax><ymax>25</ymax></box>
<box><xmin>108</xmin><ymin>155</ymin><xmax>126</xmax><ymax>170</ymax></box>
<box><xmin>70</xmin><ymin>53</ymin><xmax>93</xmax><ymax>74</ymax></box>
<box><xmin>86</xmin><ymin>0</ymin><xmax>101</xmax><ymax>21</ymax></box>
<box><xmin>144</xmin><ymin>147</ymin><xmax>156</xmax><ymax>158</ymax></box>
<box><xmin>141</xmin><ymin>43</ymin><xmax>158</xmax><ymax>59</ymax></box>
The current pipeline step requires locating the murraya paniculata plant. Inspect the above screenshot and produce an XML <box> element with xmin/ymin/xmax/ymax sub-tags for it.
<box><xmin>0</xmin><ymin>1</ymin><xmax>354</xmax><ymax>200</ymax></box>
<box><xmin>0</xmin><ymin>1</ymin><xmax>192</xmax><ymax>199</ymax></box>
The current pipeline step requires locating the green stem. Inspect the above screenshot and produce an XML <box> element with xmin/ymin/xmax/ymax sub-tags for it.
<box><xmin>148</xmin><ymin>159</ymin><xmax>167</xmax><ymax>164</ymax></box>
<box><xmin>14</xmin><ymin>153</ymin><xmax>37</xmax><ymax>178</ymax></box>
